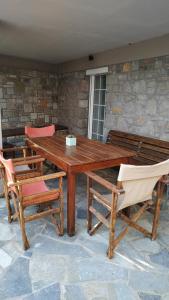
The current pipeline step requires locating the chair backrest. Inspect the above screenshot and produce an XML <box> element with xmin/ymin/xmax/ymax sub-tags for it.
<box><xmin>25</xmin><ymin>125</ymin><xmax>55</xmax><ymax>138</ymax></box>
<box><xmin>0</xmin><ymin>152</ymin><xmax>16</xmax><ymax>192</ymax></box>
<box><xmin>117</xmin><ymin>159</ymin><xmax>169</xmax><ymax>211</ymax></box>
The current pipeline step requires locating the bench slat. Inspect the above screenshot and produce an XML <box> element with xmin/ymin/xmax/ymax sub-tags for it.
<box><xmin>106</xmin><ymin>130</ymin><xmax>169</xmax><ymax>166</ymax></box>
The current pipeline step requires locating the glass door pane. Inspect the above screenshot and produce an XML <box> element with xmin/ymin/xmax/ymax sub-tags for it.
<box><xmin>91</xmin><ymin>74</ymin><xmax>106</xmax><ymax>141</ymax></box>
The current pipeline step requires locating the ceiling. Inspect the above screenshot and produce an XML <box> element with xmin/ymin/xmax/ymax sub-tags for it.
<box><xmin>0</xmin><ymin>0</ymin><xmax>169</xmax><ymax>64</ymax></box>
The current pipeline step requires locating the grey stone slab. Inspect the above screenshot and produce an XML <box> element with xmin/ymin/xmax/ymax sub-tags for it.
<box><xmin>77</xmin><ymin>207</ymin><xmax>87</xmax><ymax>219</ymax></box>
<box><xmin>77</xmin><ymin>236</ymin><xmax>107</xmax><ymax>255</ymax></box>
<box><xmin>80</xmin><ymin>281</ymin><xmax>117</xmax><ymax>300</ymax></box>
<box><xmin>129</xmin><ymin>270</ymin><xmax>169</xmax><ymax>294</ymax></box>
<box><xmin>0</xmin><ymin>223</ymin><xmax>15</xmax><ymax>241</ymax></box>
<box><xmin>0</xmin><ymin>249</ymin><xmax>12</xmax><ymax>268</ymax></box>
<box><xmin>139</xmin><ymin>292</ymin><xmax>161</xmax><ymax>300</ymax></box>
<box><xmin>63</xmin><ymin>285</ymin><xmax>87</xmax><ymax>300</ymax></box>
<box><xmin>159</xmin><ymin>234</ymin><xmax>169</xmax><ymax>248</ymax></box>
<box><xmin>116</xmin><ymin>241</ymin><xmax>150</xmax><ymax>271</ymax></box>
<box><xmin>130</xmin><ymin>238</ymin><xmax>161</xmax><ymax>254</ymax></box>
<box><xmin>149</xmin><ymin>249</ymin><xmax>169</xmax><ymax>268</ymax></box>
<box><xmin>23</xmin><ymin>283</ymin><xmax>60</xmax><ymax>300</ymax></box>
<box><xmin>42</xmin><ymin>223</ymin><xmax>78</xmax><ymax>242</ymax></box>
<box><xmin>29</xmin><ymin>254</ymin><xmax>67</xmax><ymax>290</ymax></box>
<box><xmin>2</xmin><ymin>239</ymin><xmax>24</xmax><ymax>261</ymax></box>
<box><xmin>67</xmin><ymin>257</ymin><xmax>128</xmax><ymax>283</ymax></box>
<box><xmin>31</xmin><ymin>235</ymin><xmax>90</xmax><ymax>257</ymax></box>
<box><xmin>113</xmin><ymin>281</ymin><xmax>140</xmax><ymax>300</ymax></box>
<box><xmin>14</xmin><ymin>220</ymin><xmax>47</xmax><ymax>244</ymax></box>
<box><xmin>0</xmin><ymin>257</ymin><xmax>32</xmax><ymax>299</ymax></box>
<box><xmin>162</xmin><ymin>294</ymin><xmax>169</xmax><ymax>300</ymax></box>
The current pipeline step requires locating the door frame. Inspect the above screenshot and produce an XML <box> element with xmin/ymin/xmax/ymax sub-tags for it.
<box><xmin>87</xmin><ymin>67</ymin><xmax>108</xmax><ymax>139</ymax></box>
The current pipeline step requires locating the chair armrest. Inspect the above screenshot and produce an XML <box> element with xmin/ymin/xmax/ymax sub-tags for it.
<box><xmin>85</xmin><ymin>171</ymin><xmax>124</xmax><ymax>194</ymax></box>
<box><xmin>13</xmin><ymin>157</ymin><xmax>45</xmax><ymax>167</ymax></box>
<box><xmin>0</xmin><ymin>146</ymin><xmax>28</xmax><ymax>153</ymax></box>
<box><xmin>12</xmin><ymin>155</ymin><xmax>41</xmax><ymax>163</ymax></box>
<box><xmin>8</xmin><ymin>171</ymin><xmax>66</xmax><ymax>187</ymax></box>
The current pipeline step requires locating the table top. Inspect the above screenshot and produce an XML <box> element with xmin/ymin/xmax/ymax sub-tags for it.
<box><xmin>28</xmin><ymin>135</ymin><xmax>135</xmax><ymax>172</ymax></box>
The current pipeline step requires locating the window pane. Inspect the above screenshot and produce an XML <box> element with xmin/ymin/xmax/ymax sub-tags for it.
<box><xmin>99</xmin><ymin>106</ymin><xmax>105</xmax><ymax>121</ymax></box>
<box><xmin>95</xmin><ymin>75</ymin><xmax>100</xmax><ymax>89</ymax></box>
<box><xmin>98</xmin><ymin>121</ymin><xmax>104</xmax><ymax>135</ymax></box>
<box><xmin>93</xmin><ymin>105</ymin><xmax>99</xmax><ymax>120</ymax></box>
<box><xmin>94</xmin><ymin>90</ymin><xmax>99</xmax><ymax>104</ymax></box>
<box><xmin>92</xmin><ymin>133</ymin><xmax>97</xmax><ymax>140</ymax></box>
<box><xmin>92</xmin><ymin>120</ymin><xmax>98</xmax><ymax>133</ymax></box>
<box><xmin>100</xmin><ymin>90</ymin><xmax>105</xmax><ymax>105</ymax></box>
<box><xmin>100</xmin><ymin>75</ymin><xmax>106</xmax><ymax>89</ymax></box>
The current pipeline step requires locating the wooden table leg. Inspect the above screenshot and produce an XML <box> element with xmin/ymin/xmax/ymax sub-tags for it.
<box><xmin>67</xmin><ymin>170</ymin><xmax>76</xmax><ymax>236</ymax></box>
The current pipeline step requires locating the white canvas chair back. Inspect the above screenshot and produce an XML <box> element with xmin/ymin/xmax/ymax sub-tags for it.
<box><xmin>117</xmin><ymin>159</ymin><xmax>169</xmax><ymax>211</ymax></box>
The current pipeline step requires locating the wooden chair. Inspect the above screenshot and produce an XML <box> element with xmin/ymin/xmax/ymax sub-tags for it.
<box><xmin>0</xmin><ymin>151</ymin><xmax>45</xmax><ymax>222</ymax></box>
<box><xmin>86</xmin><ymin>159</ymin><xmax>169</xmax><ymax>258</ymax></box>
<box><xmin>25</xmin><ymin>125</ymin><xmax>56</xmax><ymax>171</ymax></box>
<box><xmin>1</xmin><ymin>155</ymin><xmax>65</xmax><ymax>250</ymax></box>
<box><xmin>25</xmin><ymin>125</ymin><xmax>55</xmax><ymax>138</ymax></box>
<box><xmin>0</xmin><ymin>147</ymin><xmax>42</xmax><ymax>197</ymax></box>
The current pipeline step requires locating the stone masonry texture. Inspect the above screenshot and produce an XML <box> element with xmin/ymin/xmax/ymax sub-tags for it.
<box><xmin>1</xmin><ymin>55</ymin><xmax>169</xmax><ymax>141</ymax></box>
<box><xmin>57</xmin><ymin>55</ymin><xmax>169</xmax><ymax>141</ymax></box>
<box><xmin>57</xmin><ymin>71</ymin><xmax>89</xmax><ymax>135</ymax></box>
<box><xmin>0</xmin><ymin>67</ymin><xmax>58</xmax><ymax>130</ymax></box>
<box><xmin>104</xmin><ymin>55</ymin><xmax>169</xmax><ymax>141</ymax></box>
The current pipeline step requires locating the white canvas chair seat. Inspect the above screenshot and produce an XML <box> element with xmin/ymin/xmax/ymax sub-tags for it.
<box><xmin>86</xmin><ymin>159</ymin><xmax>169</xmax><ymax>259</ymax></box>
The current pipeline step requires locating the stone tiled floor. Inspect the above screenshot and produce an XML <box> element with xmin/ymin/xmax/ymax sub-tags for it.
<box><xmin>0</xmin><ymin>172</ymin><xmax>169</xmax><ymax>300</ymax></box>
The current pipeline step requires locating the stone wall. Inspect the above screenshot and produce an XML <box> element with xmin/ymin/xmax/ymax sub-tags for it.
<box><xmin>57</xmin><ymin>71</ymin><xmax>89</xmax><ymax>135</ymax></box>
<box><xmin>1</xmin><ymin>55</ymin><xmax>169</xmax><ymax>142</ymax></box>
<box><xmin>0</xmin><ymin>67</ymin><xmax>58</xmax><ymax>130</ymax></box>
<box><xmin>105</xmin><ymin>56</ymin><xmax>169</xmax><ymax>140</ymax></box>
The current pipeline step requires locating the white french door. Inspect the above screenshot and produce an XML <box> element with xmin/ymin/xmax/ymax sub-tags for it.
<box><xmin>88</xmin><ymin>74</ymin><xmax>106</xmax><ymax>141</ymax></box>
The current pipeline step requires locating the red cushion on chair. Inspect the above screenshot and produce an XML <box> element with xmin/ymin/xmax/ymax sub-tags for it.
<box><xmin>25</xmin><ymin>125</ymin><xmax>55</xmax><ymax>138</ymax></box>
<box><xmin>22</xmin><ymin>181</ymin><xmax>49</xmax><ymax>197</ymax></box>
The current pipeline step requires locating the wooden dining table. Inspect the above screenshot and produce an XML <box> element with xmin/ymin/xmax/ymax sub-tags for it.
<box><xmin>27</xmin><ymin>135</ymin><xmax>135</xmax><ymax>236</ymax></box>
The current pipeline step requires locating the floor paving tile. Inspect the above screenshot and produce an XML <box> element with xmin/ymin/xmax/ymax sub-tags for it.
<box><xmin>0</xmin><ymin>172</ymin><xmax>169</xmax><ymax>299</ymax></box>
<box><xmin>149</xmin><ymin>248</ymin><xmax>169</xmax><ymax>268</ymax></box>
<box><xmin>0</xmin><ymin>257</ymin><xmax>32</xmax><ymax>299</ymax></box>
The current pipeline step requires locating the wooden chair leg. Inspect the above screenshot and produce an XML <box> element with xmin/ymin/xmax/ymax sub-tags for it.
<box><xmin>4</xmin><ymin>190</ymin><xmax>13</xmax><ymax>223</ymax></box>
<box><xmin>10</xmin><ymin>192</ymin><xmax>20</xmax><ymax>222</ymax></box>
<box><xmin>152</xmin><ymin>182</ymin><xmax>164</xmax><ymax>240</ymax></box>
<box><xmin>107</xmin><ymin>194</ymin><xmax>117</xmax><ymax>259</ymax></box>
<box><xmin>19</xmin><ymin>204</ymin><xmax>30</xmax><ymax>250</ymax></box>
<box><xmin>58</xmin><ymin>177</ymin><xmax>64</xmax><ymax>236</ymax></box>
<box><xmin>87</xmin><ymin>177</ymin><xmax>93</xmax><ymax>232</ymax></box>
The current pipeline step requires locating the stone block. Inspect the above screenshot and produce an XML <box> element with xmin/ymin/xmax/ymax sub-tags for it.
<box><xmin>79</xmin><ymin>92</ymin><xmax>88</xmax><ymax>100</ymax></box>
<box><xmin>77</xmin><ymin>119</ymin><xmax>87</xmax><ymax>128</ymax></box>
<box><xmin>78</xmin><ymin>100</ymin><xmax>88</xmax><ymax>108</ymax></box>
<box><xmin>112</xmin><ymin>106</ymin><xmax>123</xmax><ymax>114</ymax></box>
<box><xmin>7</xmin><ymin>87</ymin><xmax>14</xmax><ymax>95</ymax></box>
<box><xmin>0</xmin><ymin>102</ymin><xmax>6</xmax><ymax>109</ymax></box>
<box><xmin>24</xmin><ymin>103</ymin><xmax>32</xmax><ymax>113</ymax></box>
<box><xmin>21</xmin><ymin>116</ymin><xmax>30</xmax><ymax>122</ymax></box>
<box><xmin>52</xmin><ymin>116</ymin><xmax>58</xmax><ymax>123</ymax></box>
<box><xmin>53</xmin><ymin>102</ymin><xmax>57</xmax><ymax>109</ymax></box>
<box><xmin>133</xmin><ymin>80</ymin><xmax>146</xmax><ymax>94</ymax></box>
<box><xmin>0</xmin><ymin>88</ymin><xmax>3</xmax><ymax>98</ymax></box>
<box><xmin>79</xmin><ymin>79</ymin><xmax>89</xmax><ymax>92</ymax></box>
<box><xmin>30</xmin><ymin>113</ymin><xmax>37</xmax><ymax>120</ymax></box>
<box><xmin>45</xmin><ymin>115</ymin><xmax>49</xmax><ymax>123</ymax></box>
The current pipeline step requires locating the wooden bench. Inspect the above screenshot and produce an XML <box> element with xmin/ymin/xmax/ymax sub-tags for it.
<box><xmin>106</xmin><ymin>130</ymin><xmax>169</xmax><ymax>205</ymax></box>
<box><xmin>106</xmin><ymin>130</ymin><xmax>169</xmax><ymax>165</ymax></box>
